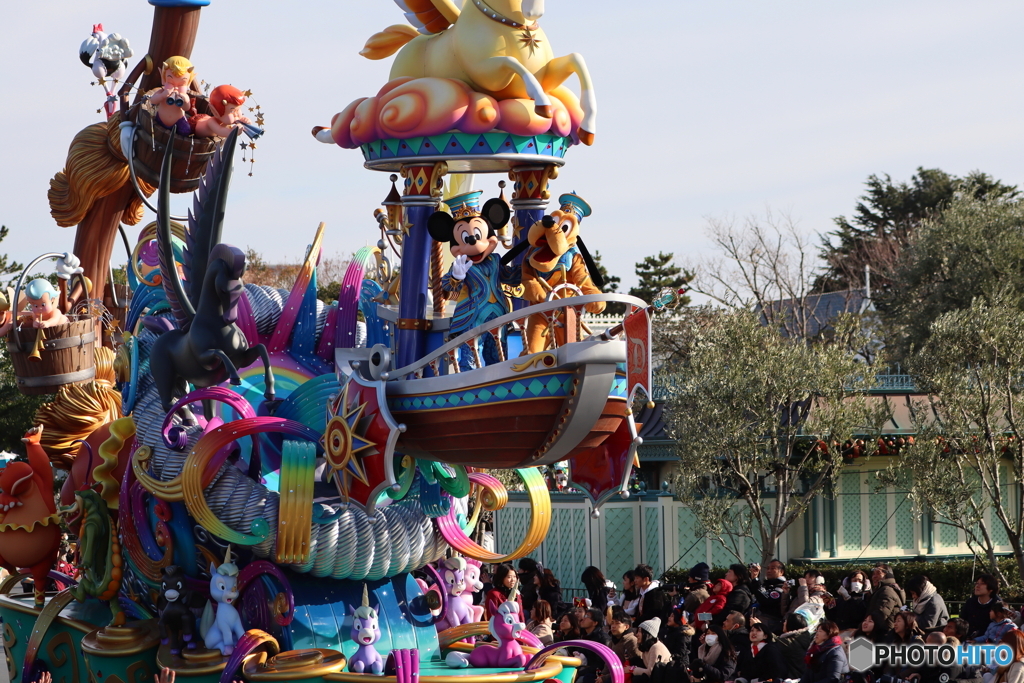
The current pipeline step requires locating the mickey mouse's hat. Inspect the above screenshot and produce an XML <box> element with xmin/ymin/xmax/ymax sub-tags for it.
<box><xmin>447</xmin><ymin>190</ymin><xmax>484</xmax><ymax>222</ymax></box>
<box><xmin>558</xmin><ymin>192</ymin><xmax>592</xmax><ymax>221</ymax></box>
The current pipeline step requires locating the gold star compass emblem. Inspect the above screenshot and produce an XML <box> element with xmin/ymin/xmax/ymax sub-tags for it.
<box><xmin>321</xmin><ymin>380</ymin><xmax>378</xmax><ymax>501</ymax></box>
<box><xmin>519</xmin><ymin>28</ymin><xmax>542</xmax><ymax>56</ymax></box>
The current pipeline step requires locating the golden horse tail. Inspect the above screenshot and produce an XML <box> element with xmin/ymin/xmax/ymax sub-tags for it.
<box><xmin>33</xmin><ymin>381</ymin><xmax>123</xmax><ymax>469</ymax></box>
<box><xmin>95</xmin><ymin>417</ymin><xmax>136</xmax><ymax>511</ymax></box>
<box><xmin>47</xmin><ymin>113</ymin><xmax>153</xmax><ymax>228</ymax></box>
<box><xmin>361</xmin><ymin>24</ymin><xmax>420</xmax><ymax>60</ymax></box>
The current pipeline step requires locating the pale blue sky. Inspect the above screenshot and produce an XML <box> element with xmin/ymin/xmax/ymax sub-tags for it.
<box><xmin>2</xmin><ymin>1</ymin><xmax>1022</xmax><ymax>290</ymax></box>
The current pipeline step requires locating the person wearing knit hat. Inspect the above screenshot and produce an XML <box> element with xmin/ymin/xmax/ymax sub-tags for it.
<box><xmin>689</xmin><ymin>562</ymin><xmax>710</xmax><ymax>582</ymax></box>
<box><xmin>632</xmin><ymin>617</ymin><xmax>672</xmax><ymax>679</ymax></box>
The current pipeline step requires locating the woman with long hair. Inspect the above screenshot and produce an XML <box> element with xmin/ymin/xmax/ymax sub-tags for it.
<box><xmin>485</xmin><ymin>563</ymin><xmax>524</xmax><ymax>618</ymax></box>
<box><xmin>691</xmin><ymin>624</ymin><xmax>737</xmax><ymax>683</ymax></box>
<box><xmin>889</xmin><ymin>611</ymin><xmax>925</xmax><ymax>645</ymax></box>
<box><xmin>988</xmin><ymin>629</ymin><xmax>1024</xmax><ymax>683</ymax></box>
<box><xmin>535</xmin><ymin>567</ymin><xmax>563</xmax><ymax>609</ymax></box>
<box><xmin>736</xmin><ymin>621</ymin><xmax>787</xmax><ymax>682</ymax></box>
<box><xmin>556</xmin><ymin>611</ymin><xmax>583</xmax><ymax>642</ymax></box>
<box><xmin>632</xmin><ymin>617</ymin><xmax>673</xmax><ymax>679</ymax></box>
<box><xmin>582</xmin><ymin>566</ymin><xmax>611</xmax><ymax>611</ymax></box>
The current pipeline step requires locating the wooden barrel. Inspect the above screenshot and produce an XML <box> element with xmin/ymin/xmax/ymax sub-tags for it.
<box><xmin>129</xmin><ymin>93</ymin><xmax>221</xmax><ymax>193</ymax></box>
<box><xmin>7</xmin><ymin>317</ymin><xmax>97</xmax><ymax>395</ymax></box>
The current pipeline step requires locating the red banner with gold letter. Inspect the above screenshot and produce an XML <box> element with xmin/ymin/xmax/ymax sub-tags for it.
<box><xmin>623</xmin><ymin>307</ymin><xmax>652</xmax><ymax>402</ymax></box>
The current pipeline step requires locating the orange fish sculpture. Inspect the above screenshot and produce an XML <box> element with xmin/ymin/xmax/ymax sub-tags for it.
<box><xmin>0</xmin><ymin>426</ymin><xmax>61</xmax><ymax>606</ymax></box>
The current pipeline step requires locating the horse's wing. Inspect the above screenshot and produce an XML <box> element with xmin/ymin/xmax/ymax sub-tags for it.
<box><xmin>396</xmin><ymin>0</ymin><xmax>459</xmax><ymax>34</ymax></box>
<box><xmin>157</xmin><ymin>127</ymin><xmax>195</xmax><ymax>328</ymax></box>
<box><xmin>184</xmin><ymin>128</ymin><xmax>239</xmax><ymax>310</ymax></box>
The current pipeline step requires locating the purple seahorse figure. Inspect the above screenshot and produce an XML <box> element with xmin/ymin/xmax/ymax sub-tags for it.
<box><xmin>349</xmin><ymin>584</ymin><xmax>384</xmax><ymax>675</ymax></box>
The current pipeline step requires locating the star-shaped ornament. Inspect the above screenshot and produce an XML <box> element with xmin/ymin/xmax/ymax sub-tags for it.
<box><xmin>320</xmin><ymin>380</ymin><xmax>378</xmax><ymax>501</ymax></box>
<box><xmin>518</xmin><ymin>28</ymin><xmax>542</xmax><ymax>56</ymax></box>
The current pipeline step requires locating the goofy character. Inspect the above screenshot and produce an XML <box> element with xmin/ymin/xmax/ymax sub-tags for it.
<box><xmin>521</xmin><ymin>193</ymin><xmax>605</xmax><ymax>353</ymax></box>
<box><xmin>428</xmin><ymin>191</ymin><xmax>519</xmax><ymax>370</ymax></box>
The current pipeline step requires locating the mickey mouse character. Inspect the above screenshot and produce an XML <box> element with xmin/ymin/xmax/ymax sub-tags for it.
<box><xmin>428</xmin><ymin>191</ymin><xmax>520</xmax><ymax>369</ymax></box>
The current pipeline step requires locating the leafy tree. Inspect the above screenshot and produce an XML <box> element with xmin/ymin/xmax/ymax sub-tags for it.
<box><xmin>591</xmin><ymin>250</ymin><xmax>625</xmax><ymax>316</ymax></box>
<box><xmin>629</xmin><ymin>252</ymin><xmax>691</xmax><ymax>308</ymax></box>
<box><xmin>816</xmin><ymin>168</ymin><xmax>1017</xmax><ymax>293</ymax></box>
<box><xmin>0</xmin><ymin>352</ymin><xmax>48</xmax><ymax>456</ymax></box>
<box><xmin>0</xmin><ymin>226</ymin><xmax>24</xmax><ymax>287</ymax></box>
<box><xmin>878</xmin><ymin>297</ymin><xmax>1024</xmax><ymax>583</ymax></box>
<box><xmin>883</xmin><ymin>196</ymin><xmax>1024</xmax><ymax>361</ymax></box>
<box><xmin>662</xmin><ymin>309</ymin><xmax>884</xmax><ymax>565</ymax></box>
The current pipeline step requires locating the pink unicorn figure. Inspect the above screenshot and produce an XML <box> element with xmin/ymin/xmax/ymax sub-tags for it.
<box><xmin>436</xmin><ymin>556</ymin><xmax>476</xmax><ymax>631</ymax></box>
<box><xmin>348</xmin><ymin>585</ymin><xmax>385</xmax><ymax>675</ymax></box>
<box><xmin>446</xmin><ymin>597</ymin><xmax>529</xmax><ymax>670</ymax></box>
<box><xmin>461</xmin><ymin>558</ymin><xmax>486</xmax><ymax>621</ymax></box>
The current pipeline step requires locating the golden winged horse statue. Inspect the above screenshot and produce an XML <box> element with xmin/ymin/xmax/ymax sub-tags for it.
<box><xmin>361</xmin><ymin>0</ymin><xmax>597</xmax><ymax>144</ymax></box>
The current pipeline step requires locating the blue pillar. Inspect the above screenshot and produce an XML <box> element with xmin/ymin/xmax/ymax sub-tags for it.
<box><xmin>396</xmin><ymin>164</ymin><xmax>445</xmax><ymax>369</ymax></box>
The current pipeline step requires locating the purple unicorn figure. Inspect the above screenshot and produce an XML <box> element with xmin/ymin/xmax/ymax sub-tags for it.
<box><xmin>446</xmin><ymin>591</ymin><xmax>529</xmax><ymax>669</ymax></box>
<box><xmin>436</xmin><ymin>556</ymin><xmax>475</xmax><ymax>631</ymax></box>
<box><xmin>349</xmin><ymin>584</ymin><xmax>384</xmax><ymax>675</ymax></box>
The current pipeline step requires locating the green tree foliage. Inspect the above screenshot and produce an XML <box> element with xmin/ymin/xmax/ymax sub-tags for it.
<box><xmin>878</xmin><ymin>297</ymin><xmax>1024</xmax><ymax>584</ymax></box>
<box><xmin>662</xmin><ymin>309</ymin><xmax>884</xmax><ymax>565</ymax></box>
<box><xmin>0</xmin><ymin>347</ymin><xmax>49</xmax><ymax>457</ymax></box>
<box><xmin>591</xmin><ymin>250</ymin><xmax>625</xmax><ymax>316</ymax></box>
<box><xmin>629</xmin><ymin>252</ymin><xmax>691</xmax><ymax>307</ymax></box>
<box><xmin>883</xmin><ymin>196</ymin><xmax>1024</xmax><ymax>360</ymax></box>
<box><xmin>0</xmin><ymin>226</ymin><xmax>24</xmax><ymax>287</ymax></box>
<box><xmin>816</xmin><ymin>168</ymin><xmax>1018</xmax><ymax>293</ymax></box>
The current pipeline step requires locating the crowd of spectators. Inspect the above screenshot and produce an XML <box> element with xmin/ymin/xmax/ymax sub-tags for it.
<box><xmin>491</xmin><ymin>557</ymin><xmax>1024</xmax><ymax>683</ymax></box>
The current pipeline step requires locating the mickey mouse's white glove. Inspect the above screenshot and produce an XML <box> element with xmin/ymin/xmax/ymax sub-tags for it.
<box><xmin>55</xmin><ymin>253</ymin><xmax>84</xmax><ymax>280</ymax></box>
<box><xmin>451</xmin><ymin>254</ymin><xmax>473</xmax><ymax>281</ymax></box>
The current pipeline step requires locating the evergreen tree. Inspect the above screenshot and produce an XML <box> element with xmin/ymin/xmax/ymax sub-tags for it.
<box><xmin>629</xmin><ymin>252</ymin><xmax>691</xmax><ymax>307</ymax></box>
<box><xmin>591</xmin><ymin>250</ymin><xmax>625</xmax><ymax>316</ymax></box>
<box><xmin>0</xmin><ymin>226</ymin><xmax>45</xmax><ymax>455</ymax></box>
<box><xmin>0</xmin><ymin>226</ymin><xmax>24</xmax><ymax>287</ymax></box>
<box><xmin>816</xmin><ymin>168</ymin><xmax>1017</xmax><ymax>293</ymax></box>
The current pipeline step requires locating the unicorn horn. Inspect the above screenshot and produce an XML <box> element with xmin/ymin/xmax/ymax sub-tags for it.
<box><xmin>362</xmin><ymin>584</ymin><xmax>370</xmax><ymax>608</ymax></box>
<box><xmin>224</xmin><ymin>544</ymin><xmax>232</xmax><ymax>565</ymax></box>
<box><xmin>509</xmin><ymin>581</ymin><xmax>520</xmax><ymax>602</ymax></box>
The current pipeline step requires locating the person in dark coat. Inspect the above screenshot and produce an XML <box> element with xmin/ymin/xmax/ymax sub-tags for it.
<box><xmin>722</xmin><ymin>610</ymin><xmax>750</xmax><ymax>652</ymax></box>
<box><xmin>690</xmin><ymin>624</ymin><xmax>737</xmax><ymax>683</ymax></box>
<box><xmin>534</xmin><ymin>568</ymin><xmax>563</xmax><ymax>612</ymax></box>
<box><xmin>960</xmin><ymin>573</ymin><xmax>1000</xmax><ymax>640</ymax></box>
<box><xmin>682</xmin><ymin>562</ymin><xmax>711</xmax><ymax>616</ymax></box>
<box><xmin>582</xmin><ymin>566</ymin><xmax>611</xmax><ymax>612</ymax></box>
<box><xmin>633</xmin><ymin>564</ymin><xmax>669</xmax><ymax>632</ymax></box>
<box><xmin>518</xmin><ymin>557</ymin><xmax>540</xmax><ymax>612</ymax></box>
<box><xmin>829</xmin><ymin>569</ymin><xmax>870</xmax><ymax>631</ymax></box>
<box><xmin>801</xmin><ymin>620</ymin><xmax>848</xmax><ymax>683</ymax></box>
<box><xmin>753</xmin><ymin>559</ymin><xmax>791</xmax><ymax>635</ymax></box>
<box><xmin>736</xmin><ymin>622</ymin><xmax>787</xmax><ymax>682</ymax></box>
<box><xmin>712</xmin><ymin>564</ymin><xmax>752</xmax><ymax>626</ymax></box>
<box><xmin>866</xmin><ymin>563</ymin><xmax>906</xmax><ymax>629</ymax></box>
<box><xmin>777</xmin><ymin>613</ymin><xmax>813</xmax><ymax>681</ymax></box>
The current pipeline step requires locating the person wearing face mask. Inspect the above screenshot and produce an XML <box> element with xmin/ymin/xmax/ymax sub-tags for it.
<box><xmin>829</xmin><ymin>570</ymin><xmax>870</xmax><ymax>631</ymax></box>
<box><xmin>690</xmin><ymin>624</ymin><xmax>737</xmax><ymax>683</ymax></box>
<box><xmin>735</xmin><ymin>621</ymin><xmax>787</xmax><ymax>682</ymax></box>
